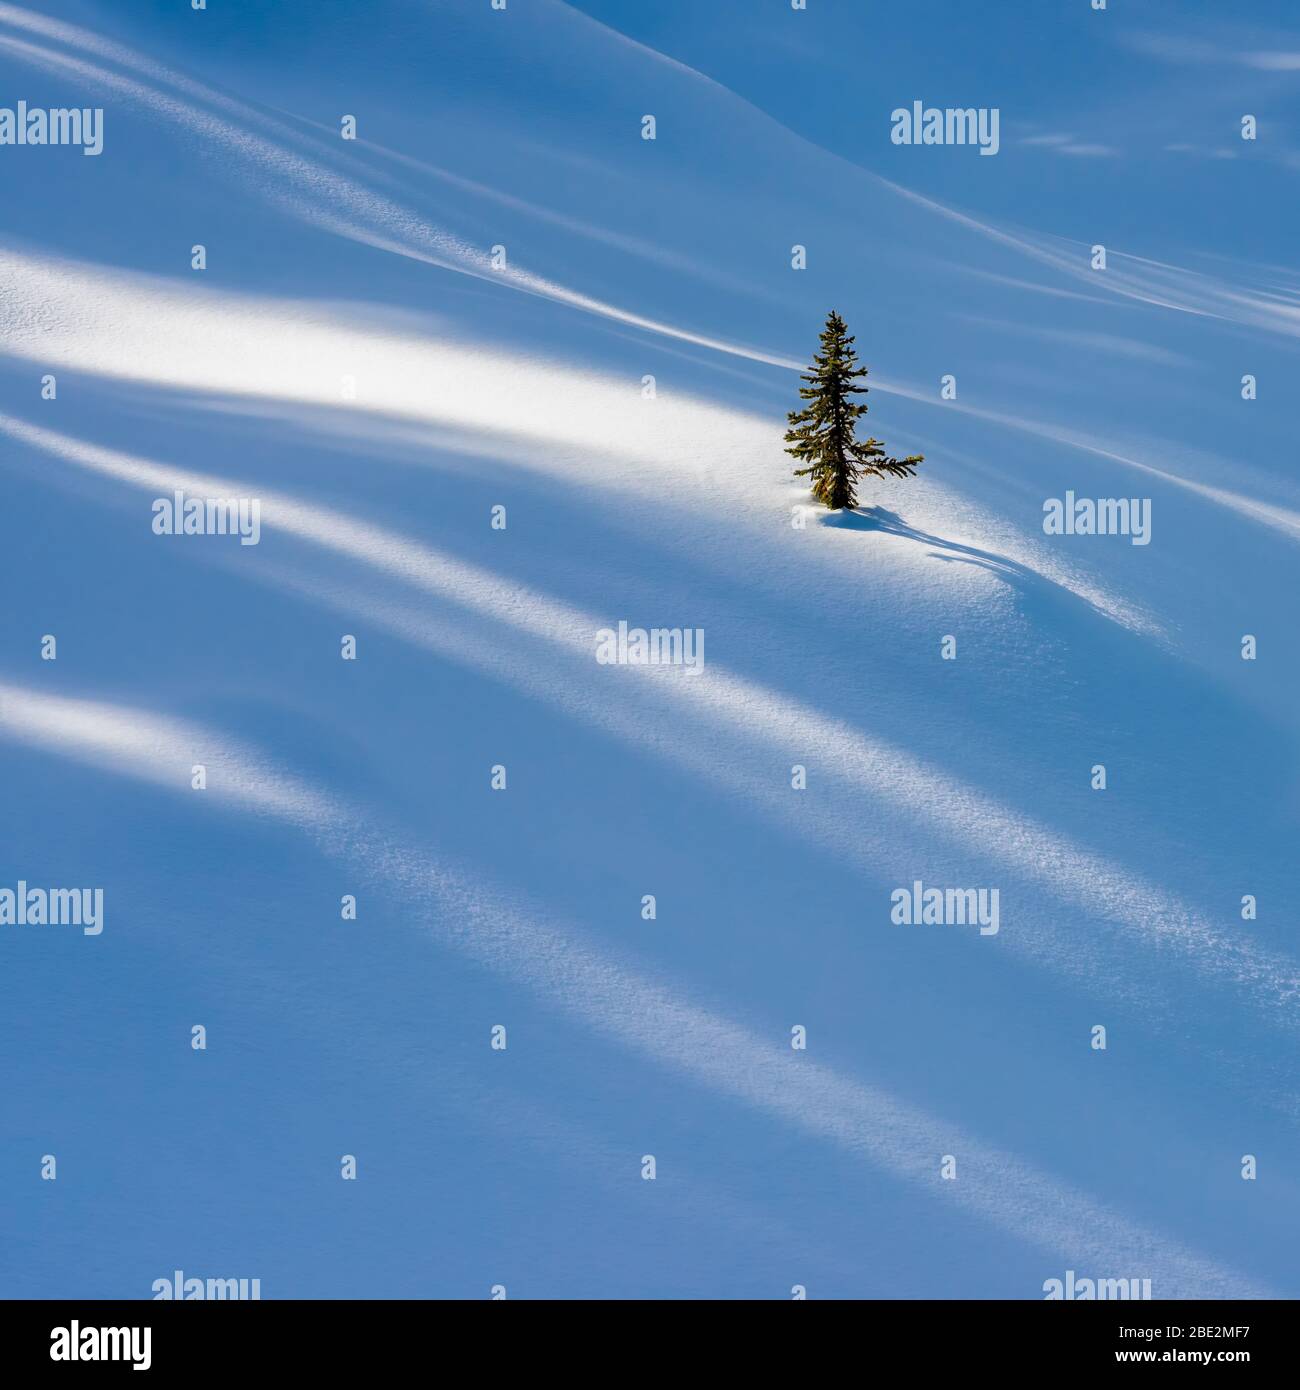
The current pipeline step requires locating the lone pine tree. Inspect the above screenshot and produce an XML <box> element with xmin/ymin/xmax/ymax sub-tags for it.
<box><xmin>784</xmin><ymin>311</ymin><xmax>923</xmax><ymax>510</ymax></box>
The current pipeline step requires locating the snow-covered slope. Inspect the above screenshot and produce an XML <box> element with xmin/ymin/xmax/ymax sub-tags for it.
<box><xmin>1</xmin><ymin>0</ymin><xmax>1297</xmax><ymax>1298</ymax></box>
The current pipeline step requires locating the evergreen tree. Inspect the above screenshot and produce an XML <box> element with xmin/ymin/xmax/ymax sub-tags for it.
<box><xmin>784</xmin><ymin>311</ymin><xmax>923</xmax><ymax>510</ymax></box>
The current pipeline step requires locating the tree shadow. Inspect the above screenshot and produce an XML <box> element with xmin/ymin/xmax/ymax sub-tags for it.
<box><xmin>826</xmin><ymin>504</ymin><xmax>1105</xmax><ymax>623</ymax></box>
<box><xmin>822</xmin><ymin>501</ymin><xmax>1297</xmax><ymax>912</ymax></box>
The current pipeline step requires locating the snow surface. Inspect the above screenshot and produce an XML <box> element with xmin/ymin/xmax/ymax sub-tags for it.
<box><xmin>1</xmin><ymin>0</ymin><xmax>1298</xmax><ymax>1298</ymax></box>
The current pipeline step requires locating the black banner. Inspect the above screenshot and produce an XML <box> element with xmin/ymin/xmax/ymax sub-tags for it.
<box><xmin>1</xmin><ymin>1299</ymin><xmax>1290</xmax><ymax>1375</ymax></box>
